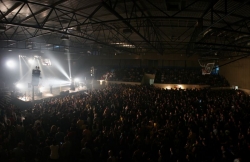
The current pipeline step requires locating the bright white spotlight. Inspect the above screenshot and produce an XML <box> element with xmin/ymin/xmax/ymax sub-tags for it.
<box><xmin>16</xmin><ymin>83</ymin><xmax>23</xmax><ymax>89</ymax></box>
<box><xmin>75</xmin><ymin>78</ymin><xmax>79</xmax><ymax>82</ymax></box>
<box><xmin>6</xmin><ymin>60</ymin><xmax>16</xmax><ymax>68</ymax></box>
<box><xmin>39</xmin><ymin>86</ymin><xmax>44</xmax><ymax>92</ymax></box>
<box><xmin>28</xmin><ymin>58</ymin><xmax>34</xmax><ymax>64</ymax></box>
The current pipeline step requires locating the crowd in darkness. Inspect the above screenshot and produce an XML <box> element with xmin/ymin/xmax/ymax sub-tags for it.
<box><xmin>99</xmin><ymin>68</ymin><xmax>229</xmax><ymax>87</ymax></box>
<box><xmin>1</xmin><ymin>84</ymin><xmax>250</xmax><ymax>162</ymax></box>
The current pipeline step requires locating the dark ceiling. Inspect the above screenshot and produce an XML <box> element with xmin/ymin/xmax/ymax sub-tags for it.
<box><xmin>1</xmin><ymin>0</ymin><xmax>250</xmax><ymax>59</ymax></box>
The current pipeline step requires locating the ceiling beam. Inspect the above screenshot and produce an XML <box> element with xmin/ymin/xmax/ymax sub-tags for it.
<box><xmin>2</xmin><ymin>1</ymin><xmax>136</xmax><ymax>53</ymax></box>
<box><xmin>199</xmin><ymin>0</ymin><xmax>250</xmax><ymax>35</ymax></box>
<box><xmin>171</xmin><ymin>0</ymin><xmax>201</xmax><ymax>17</ymax></box>
<box><xmin>145</xmin><ymin>0</ymin><xmax>170</xmax><ymax>17</ymax></box>
<box><xmin>200</xmin><ymin>0</ymin><xmax>218</xmax><ymax>19</ymax></box>
<box><xmin>219</xmin><ymin>54</ymin><xmax>250</xmax><ymax>67</ymax></box>
<box><xmin>0</xmin><ymin>20</ymin><xmax>137</xmax><ymax>54</ymax></box>
<box><xmin>4</xmin><ymin>0</ymin><xmax>69</xmax><ymax>32</ymax></box>
<box><xmin>102</xmin><ymin>1</ymin><xmax>164</xmax><ymax>54</ymax></box>
<box><xmin>0</xmin><ymin>1</ymin><xmax>23</xmax><ymax>20</ymax></box>
<box><xmin>196</xmin><ymin>42</ymin><xmax>250</xmax><ymax>50</ymax></box>
<box><xmin>195</xmin><ymin>47</ymin><xmax>250</xmax><ymax>54</ymax></box>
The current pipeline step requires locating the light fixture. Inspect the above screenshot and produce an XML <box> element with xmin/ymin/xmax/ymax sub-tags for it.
<box><xmin>28</xmin><ymin>58</ymin><xmax>34</xmax><ymax>64</ymax></box>
<box><xmin>39</xmin><ymin>86</ymin><xmax>44</xmax><ymax>92</ymax></box>
<box><xmin>34</xmin><ymin>55</ymin><xmax>41</xmax><ymax>59</ymax></box>
<box><xmin>16</xmin><ymin>83</ymin><xmax>23</xmax><ymax>89</ymax></box>
<box><xmin>6</xmin><ymin>60</ymin><xmax>15</xmax><ymax>68</ymax></box>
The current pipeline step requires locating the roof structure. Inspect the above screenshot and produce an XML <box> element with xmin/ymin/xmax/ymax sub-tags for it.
<box><xmin>0</xmin><ymin>0</ymin><xmax>250</xmax><ymax>59</ymax></box>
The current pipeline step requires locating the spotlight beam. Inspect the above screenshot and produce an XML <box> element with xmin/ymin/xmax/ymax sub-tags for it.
<box><xmin>21</xmin><ymin>56</ymin><xmax>30</xmax><ymax>68</ymax></box>
<box><xmin>19</xmin><ymin>55</ymin><xmax>22</xmax><ymax>79</ymax></box>
<box><xmin>66</xmin><ymin>52</ymin><xmax>72</xmax><ymax>79</ymax></box>
<box><xmin>45</xmin><ymin>51</ymin><xmax>70</xmax><ymax>80</ymax></box>
<box><xmin>17</xmin><ymin>68</ymin><xmax>32</xmax><ymax>83</ymax></box>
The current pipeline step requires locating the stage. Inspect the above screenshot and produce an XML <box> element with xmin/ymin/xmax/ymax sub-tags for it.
<box><xmin>17</xmin><ymin>84</ymin><xmax>88</xmax><ymax>101</ymax></box>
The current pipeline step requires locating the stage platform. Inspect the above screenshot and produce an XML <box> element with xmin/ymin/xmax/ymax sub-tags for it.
<box><xmin>17</xmin><ymin>85</ymin><xmax>88</xmax><ymax>101</ymax></box>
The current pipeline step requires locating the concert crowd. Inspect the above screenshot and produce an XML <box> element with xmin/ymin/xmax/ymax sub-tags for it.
<box><xmin>0</xmin><ymin>84</ymin><xmax>250</xmax><ymax>162</ymax></box>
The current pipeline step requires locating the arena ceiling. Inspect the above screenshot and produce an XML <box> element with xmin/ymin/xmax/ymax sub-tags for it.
<box><xmin>0</xmin><ymin>0</ymin><xmax>250</xmax><ymax>60</ymax></box>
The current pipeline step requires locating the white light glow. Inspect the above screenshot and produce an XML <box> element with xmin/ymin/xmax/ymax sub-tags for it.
<box><xmin>19</xmin><ymin>55</ymin><xmax>22</xmax><ymax>81</ymax></box>
<box><xmin>41</xmin><ymin>79</ymin><xmax>71</xmax><ymax>88</ymax></box>
<box><xmin>28</xmin><ymin>58</ymin><xmax>34</xmax><ymax>64</ymax></box>
<box><xmin>34</xmin><ymin>55</ymin><xmax>41</xmax><ymax>59</ymax></box>
<box><xmin>6</xmin><ymin>60</ymin><xmax>16</xmax><ymax>68</ymax></box>
<box><xmin>39</xmin><ymin>86</ymin><xmax>45</xmax><ymax>92</ymax></box>
<box><xmin>49</xmin><ymin>56</ymin><xmax>70</xmax><ymax>80</ymax></box>
<box><xmin>16</xmin><ymin>83</ymin><xmax>23</xmax><ymax>89</ymax></box>
<box><xmin>166</xmin><ymin>86</ymin><xmax>171</xmax><ymax>90</ymax></box>
<box><xmin>66</xmin><ymin>52</ymin><xmax>72</xmax><ymax>78</ymax></box>
<box><xmin>110</xmin><ymin>42</ymin><xmax>135</xmax><ymax>48</ymax></box>
<box><xmin>44</xmin><ymin>93</ymin><xmax>53</xmax><ymax>97</ymax></box>
<box><xmin>99</xmin><ymin>80</ymin><xmax>104</xmax><ymax>85</ymax></box>
<box><xmin>74</xmin><ymin>78</ymin><xmax>79</xmax><ymax>82</ymax></box>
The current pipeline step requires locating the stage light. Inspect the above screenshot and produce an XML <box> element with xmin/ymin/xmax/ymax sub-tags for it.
<box><xmin>6</xmin><ymin>60</ymin><xmax>15</xmax><ymax>68</ymax></box>
<box><xmin>39</xmin><ymin>86</ymin><xmax>44</xmax><ymax>92</ymax></box>
<box><xmin>16</xmin><ymin>83</ymin><xmax>23</xmax><ymax>89</ymax></box>
<box><xmin>28</xmin><ymin>58</ymin><xmax>34</xmax><ymax>64</ymax></box>
<box><xmin>34</xmin><ymin>55</ymin><xmax>41</xmax><ymax>59</ymax></box>
<box><xmin>75</xmin><ymin>78</ymin><xmax>79</xmax><ymax>82</ymax></box>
